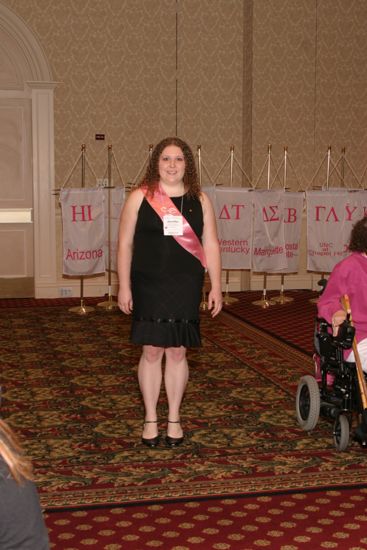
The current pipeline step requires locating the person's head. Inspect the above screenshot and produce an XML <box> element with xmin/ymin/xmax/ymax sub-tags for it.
<box><xmin>349</xmin><ymin>216</ymin><xmax>367</xmax><ymax>253</ymax></box>
<box><xmin>0</xmin><ymin>419</ymin><xmax>33</xmax><ymax>484</ymax></box>
<box><xmin>140</xmin><ymin>137</ymin><xmax>200</xmax><ymax>197</ymax></box>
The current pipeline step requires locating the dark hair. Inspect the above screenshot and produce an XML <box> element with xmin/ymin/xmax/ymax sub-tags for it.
<box><xmin>349</xmin><ymin>216</ymin><xmax>367</xmax><ymax>252</ymax></box>
<box><xmin>139</xmin><ymin>137</ymin><xmax>201</xmax><ymax>198</ymax></box>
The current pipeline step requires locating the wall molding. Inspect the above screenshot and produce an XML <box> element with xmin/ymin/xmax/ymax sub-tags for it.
<box><xmin>0</xmin><ymin>3</ymin><xmax>58</xmax><ymax>297</ymax></box>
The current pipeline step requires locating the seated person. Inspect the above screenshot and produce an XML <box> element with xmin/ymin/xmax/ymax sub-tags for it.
<box><xmin>318</xmin><ymin>216</ymin><xmax>367</xmax><ymax>373</ymax></box>
<box><xmin>318</xmin><ymin>216</ymin><xmax>367</xmax><ymax>446</ymax></box>
<box><xmin>0</xmin><ymin>418</ymin><xmax>50</xmax><ymax>549</ymax></box>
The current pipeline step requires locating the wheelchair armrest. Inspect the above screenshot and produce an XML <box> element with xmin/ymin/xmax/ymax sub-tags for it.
<box><xmin>315</xmin><ymin>317</ymin><xmax>355</xmax><ymax>352</ymax></box>
<box><xmin>316</xmin><ymin>317</ymin><xmax>332</xmax><ymax>331</ymax></box>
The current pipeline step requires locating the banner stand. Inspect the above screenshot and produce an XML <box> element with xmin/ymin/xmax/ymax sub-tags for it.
<box><xmin>97</xmin><ymin>145</ymin><xmax>121</xmax><ymax>311</ymax></box>
<box><xmin>67</xmin><ymin>145</ymin><xmax>95</xmax><ymax>315</ymax></box>
<box><xmin>271</xmin><ymin>274</ymin><xmax>294</xmax><ymax>304</ymax></box>
<box><xmin>223</xmin><ymin>269</ymin><xmax>238</xmax><ymax>305</ymax></box>
<box><xmin>223</xmin><ymin>148</ymin><xmax>239</xmax><ymax>305</ymax></box>
<box><xmin>197</xmin><ymin>144</ymin><xmax>215</xmax><ymax>312</ymax></box>
<box><xmin>252</xmin><ymin>147</ymin><xmax>276</xmax><ymax>308</ymax></box>
<box><xmin>130</xmin><ymin>144</ymin><xmax>153</xmax><ymax>189</ymax></box>
<box><xmin>252</xmin><ymin>274</ymin><xmax>276</xmax><ymax>308</ymax></box>
<box><xmin>69</xmin><ymin>275</ymin><xmax>94</xmax><ymax>315</ymax></box>
<box><xmin>213</xmin><ymin>146</ymin><xmax>245</xmax><ymax>306</ymax></box>
<box><xmin>196</xmin><ymin>144</ymin><xmax>214</xmax><ymax>186</ymax></box>
<box><xmin>306</xmin><ymin>146</ymin><xmax>361</xmax><ymax>305</ymax></box>
<box><xmin>270</xmin><ymin>147</ymin><xmax>295</xmax><ymax>305</ymax></box>
<box><xmin>200</xmin><ymin>273</ymin><xmax>211</xmax><ymax>311</ymax></box>
<box><xmin>306</xmin><ymin>147</ymin><xmax>331</xmax><ymax>306</ymax></box>
<box><xmin>307</xmin><ymin>149</ymin><xmax>333</xmax><ymax>306</ymax></box>
<box><xmin>98</xmin><ymin>293</ymin><xmax>118</xmax><ymax>310</ymax></box>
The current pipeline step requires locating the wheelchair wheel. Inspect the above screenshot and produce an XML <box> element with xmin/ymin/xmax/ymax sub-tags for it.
<box><xmin>296</xmin><ymin>375</ymin><xmax>320</xmax><ymax>431</ymax></box>
<box><xmin>333</xmin><ymin>414</ymin><xmax>350</xmax><ymax>452</ymax></box>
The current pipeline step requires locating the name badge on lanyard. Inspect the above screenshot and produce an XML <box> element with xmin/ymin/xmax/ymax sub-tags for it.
<box><xmin>163</xmin><ymin>214</ymin><xmax>183</xmax><ymax>236</ymax></box>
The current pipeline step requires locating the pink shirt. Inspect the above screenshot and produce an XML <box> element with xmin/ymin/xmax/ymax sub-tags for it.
<box><xmin>317</xmin><ymin>252</ymin><xmax>367</xmax><ymax>343</ymax></box>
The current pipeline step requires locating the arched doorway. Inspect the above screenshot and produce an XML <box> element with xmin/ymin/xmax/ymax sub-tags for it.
<box><xmin>0</xmin><ymin>4</ymin><xmax>56</xmax><ymax>298</ymax></box>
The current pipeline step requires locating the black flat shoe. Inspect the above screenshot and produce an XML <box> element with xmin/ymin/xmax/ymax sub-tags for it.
<box><xmin>142</xmin><ymin>435</ymin><xmax>160</xmax><ymax>448</ymax></box>
<box><xmin>142</xmin><ymin>420</ymin><xmax>160</xmax><ymax>448</ymax></box>
<box><xmin>165</xmin><ymin>434</ymin><xmax>184</xmax><ymax>447</ymax></box>
<box><xmin>165</xmin><ymin>420</ymin><xmax>184</xmax><ymax>447</ymax></box>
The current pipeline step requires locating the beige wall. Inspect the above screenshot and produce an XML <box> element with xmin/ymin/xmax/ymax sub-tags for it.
<box><xmin>2</xmin><ymin>0</ymin><xmax>367</xmax><ymax>294</ymax></box>
<box><xmin>3</xmin><ymin>0</ymin><xmax>367</xmax><ymax>187</ymax></box>
<box><xmin>178</xmin><ymin>0</ymin><xmax>244</xmax><ymax>183</ymax></box>
<box><xmin>2</xmin><ymin>0</ymin><xmax>243</xmax><ymax>188</ymax></box>
<box><xmin>252</xmin><ymin>0</ymin><xmax>367</xmax><ymax>189</ymax></box>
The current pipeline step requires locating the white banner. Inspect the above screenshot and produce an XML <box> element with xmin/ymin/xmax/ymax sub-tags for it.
<box><xmin>278</xmin><ymin>192</ymin><xmax>304</xmax><ymax>273</ymax></box>
<box><xmin>202</xmin><ymin>185</ymin><xmax>216</xmax><ymax>212</ymax></box>
<box><xmin>306</xmin><ymin>189</ymin><xmax>367</xmax><ymax>272</ymax></box>
<box><xmin>251</xmin><ymin>190</ymin><xmax>287</xmax><ymax>272</ymax></box>
<box><xmin>103</xmin><ymin>187</ymin><xmax>125</xmax><ymax>272</ymax></box>
<box><xmin>60</xmin><ymin>188</ymin><xmax>105</xmax><ymax>276</ymax></box>
<box><xmin>204</xmin><ymin>186</ymin><xmax>252</xmax><ymax>269</ymax></box>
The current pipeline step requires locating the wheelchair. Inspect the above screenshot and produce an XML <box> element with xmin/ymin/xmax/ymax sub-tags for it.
<box><xmin>296</xmin><ymin>317</ymin><xmax>367</xmax><ymax>451</ymax></box>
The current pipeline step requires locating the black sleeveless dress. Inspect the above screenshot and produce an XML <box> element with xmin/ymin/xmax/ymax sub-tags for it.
<box><xmin>131</xmin><ymin>193</ymin><xmax>205</xmax><ymax>347</ymax></box>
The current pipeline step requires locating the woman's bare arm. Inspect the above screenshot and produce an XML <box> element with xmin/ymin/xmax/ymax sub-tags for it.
<box><xmin>117</xmin><ymin>188</ymin><xmax>144</xmax><ymax>314</ymax></box>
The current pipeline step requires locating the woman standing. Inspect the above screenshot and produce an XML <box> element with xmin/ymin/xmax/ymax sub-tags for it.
<box><xmin>117</xmin><ymin>137</ymin><xmax>222</xmax><ymax>447</ymax></box>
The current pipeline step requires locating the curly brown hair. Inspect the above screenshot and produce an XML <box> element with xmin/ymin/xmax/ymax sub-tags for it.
<box><xmin>349</xmin><ymin>216</ymin><xmax>367</xmax><ymax>252</ymax></box>
<box><xmin>139</xmin><ymin>137</ymin><xmax>201</xmax><ymax>198</ymax></box>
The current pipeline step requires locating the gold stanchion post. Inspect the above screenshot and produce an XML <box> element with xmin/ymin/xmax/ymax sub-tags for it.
<box><xmin>69</xmin><ymin>145</ymin><xmax>94</xmax><ymax>315</ymax></box>
<box><xmin>252</xmin><ymin>273</ymin><xmax>276</xmax><ymax>308</ymax></box>
<box><xmin>271</xmin><ymin>147</ymin><xmax>294</xmax><ymax>305</ymax></box>
<box><xmin>222</xmin><ymin>147</ymin><xmax>239</xmax><ymax>306</ymax></box>
<box><xmin>253</xmin><ymin>147</ymin><xmax>276</xmax><ymax>308</ymax></box>
<box><xmin>69</xmin><ymin>275</ymin><xmax>94</xmax><ymax>315</ymax></box>
<box><xmin>223</xmin><ymin>270</ymin><xmax>238</xmax><ymax>305</ymax></box>
<box><xmin>98</xmin><ymin>144</ymin><xmax>118</xmax><ymax>311</ymax></box>
<box><xmin>271</xmin><ymin>274</ymin><xmax>294</xmax><ymax>304</ymax></box>
<box><xmin>200</xmin><ymin>273</ymin><xmax>210</xmax><ymax>311</ymax></box>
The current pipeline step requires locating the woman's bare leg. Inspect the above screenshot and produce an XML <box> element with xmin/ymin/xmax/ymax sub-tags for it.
<box><xmin>138</xmin><ymin>345</ymin><xmax>164</xmax><ymax>438</ymax></box>
<box><xmin>164</xmin><ymin>346</ymin><xmax>188</xmax><ymax>438</ymax></box>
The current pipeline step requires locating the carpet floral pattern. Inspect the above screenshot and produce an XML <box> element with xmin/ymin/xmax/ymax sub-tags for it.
<box><xmin>1</xmin><ymin>305</ymin><xmax>367</xmax><ymax>510</ymax></box>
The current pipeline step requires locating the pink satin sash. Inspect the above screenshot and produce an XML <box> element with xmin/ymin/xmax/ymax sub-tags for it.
<box><xmin>142</xmin><ymin>185</ymin><xmax>207</xmax><ymax>269</ymax></box>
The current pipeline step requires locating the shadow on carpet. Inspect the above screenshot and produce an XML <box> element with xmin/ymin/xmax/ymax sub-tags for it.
<box><xmin>1</xmin><ymin>305</ymin><xmax>367</xmax><ymax>510</ymax></box>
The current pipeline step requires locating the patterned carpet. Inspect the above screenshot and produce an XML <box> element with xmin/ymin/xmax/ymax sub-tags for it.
<box><xmin>222</xmin><ymin>289</ymin><xmax>319</xmax><ymax>356</ymax></box>
<box><xmin>44</xmin><ymin>488</ymin><xmax>367</xmax><ymax>550</ymax></box>
<box><xmin>1</xmin><ymin>300</ymin><xmax>367</xmax><ymax>515</ymax></box>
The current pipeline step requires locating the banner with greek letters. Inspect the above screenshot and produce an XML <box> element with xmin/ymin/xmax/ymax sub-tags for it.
<box><xmin>278</xmin><ymin>192</ymin><xmax>304</xmax><ymax>273</ymax></box>
<box><xmin>103</xmin><ymin>187</ymin><xmax>125</xmax><ymax>272</ymax></box>
<box><xmin>306</xmin><ymin>189</ymin><xmax>367</xmax><ymax>272</ymax></box>
<box><xmin>210</xmin><ymin>186</ymin><xmax>252</xmax><ymax>269</ymax></box>
<box><xmin>60</xmin><ymin>188</ymin><xmax>105</xmax><ymax>276</ymax></box>
<box><xmin>251</xmin><ymin>190</ymin><xmax>287</xmax><ymax>272</ymax></box>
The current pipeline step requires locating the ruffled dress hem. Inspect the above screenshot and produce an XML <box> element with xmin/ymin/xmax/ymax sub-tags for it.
<box><xmin>131</xmin><ymin>318</ymin><xmax>201</xmax><ymax>348</ymax></box>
